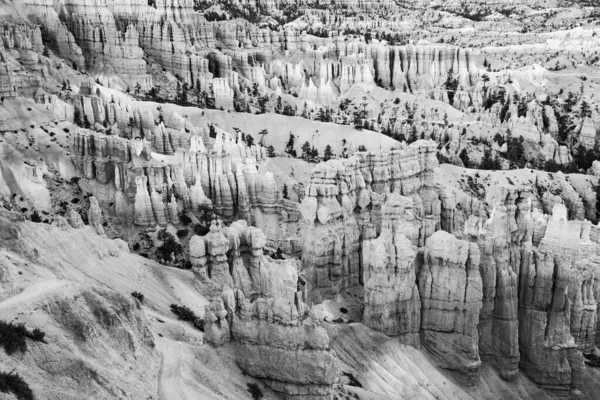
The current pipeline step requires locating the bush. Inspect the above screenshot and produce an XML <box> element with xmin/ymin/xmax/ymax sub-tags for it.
<box><xmin>176</xmin><ymin>229</ymin><xmax>189</xmax><ymax>239</ymax></box>
<box><xmin>131</xmin><ymin>291</ymin><xmax>144</xmax><ymax>304</ymax></box>
<box><xmin>26</xmin><ymin>328</ymin><xmax>45</xmax><ymax>342</ymax></box>
<box><xmin>30</xmin><ymin>210</ymin><xmax>42</xmax><ymax>223</ymax></box>
<box><xmin>170</xmin><ymin>304</ymin><xmax>204</xmax><ymax>331</ymax></box>
<box><xmin>0</xmin><ymin>321</ymin><xmax>46</xmax><ymax>355</ymax></box>
<box><xmin>155</xmin><ymin>229</ymin><xmax>183</xmax><ymax>263</ymax></box>
<box><xmin>193</xmin><ymin>223</ymin><xmax>209</xmax><ymax>236</ymax></box>
<box><xmin>0</xmin><ymin>371</ymin><xmax>34</xmax><ymax>400</ymax></box>
<box><xmin>179</xmin><ymin>213</ymin><xmax>192</xmax><ymax>225</ymax></box>
<box><xmin>247</xmin><ymin>383</ymin><xmax>263</xmax><ymax>400</ymax></box>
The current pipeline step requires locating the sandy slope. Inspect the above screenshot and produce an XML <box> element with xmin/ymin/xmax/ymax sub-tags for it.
<box><xmin>326</xmin><ymin>323</ymin><xmax>553</xmax><ymax>400</ymax></box>
<box><xmin>0</xmin><ymin>215</ymin><xmax>266</xmax><ymax>399</ymax></box>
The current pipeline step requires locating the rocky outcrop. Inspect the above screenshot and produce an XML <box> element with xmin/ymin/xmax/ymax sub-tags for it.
<box><xmin>518</xmin><ymin>202</ymin><xmax>597</xmax><ymax>396</ymax></box>
<box><xmin>300</xmin><ymin>141</ymin><xmax>439</xmax><ymax>301</ymax></box>
<box><xmin>202</xmin><ymin>219</ymin><xmax>338</xmax><ymax>399</ymax></box>
<box><xmin>87</xmin><ymin>196</ymin><xmax>106</xmax><ymax>236</ymax></box>
<box><xmin>362</xmin><ymin>193</ymin><xmax>420</xmax><ymax>345</ymax></box>
<box><xmin>419</xmin><ymin>230</ymin><xmax>483</xmax><ymax>385</ymax></box>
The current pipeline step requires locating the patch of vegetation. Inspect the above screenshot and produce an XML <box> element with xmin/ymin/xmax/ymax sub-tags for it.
<box><xmin>193</xmin><ymin>223</ymin><xmax>210</xmax><ymax>236</ymax></box>
<box><xmin>179</xmin><ymin>213</ymin><xmax>192</xmax><ymax>225</ymax></box>
<box><xmin>131</xmin><ymin>291</ymin><xmax>144</xmax><ymax>304</ymax></box>
<box><xmin>0</xmin><ymin>371</ymin><xmax>34</xmax><ymax>400</ymax></box>
<box><xmin>176</xmin><ymin>229</ymin><xmax>189</xmax><ymax>239</ymax></box>
<box><xmin>155</xmin><ymin>229</ymin><xmax>183</xmax><ymax>264</ymax></box>
<box><xmin>247</xmin><ymin>383</ymin><xmax>264</xmax><ymax>400</ymax></box>
<box><xmin>0</xmin><ymin>321</ymin><xmax>46</xmax><ymax>355</ymax></box>
<box><xmin>343</xmin><ymin>371</ymin><xmax>362</xmax><ymax>388</ymax></box>
<box><xmin>170</xmin><ymin>304</ymin><xmax>204</xmax><ymax>331</ymax></box>
<box><xmin>30</xmin><ymin>210</ymin><xmax>42</xmax><ymax>223</ymax></box>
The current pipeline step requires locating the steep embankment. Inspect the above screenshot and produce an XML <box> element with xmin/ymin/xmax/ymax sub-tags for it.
<box><xmin>0</xmin><ymin>209</ymin><xmax>268</xmax><ymax>399</ymax></box>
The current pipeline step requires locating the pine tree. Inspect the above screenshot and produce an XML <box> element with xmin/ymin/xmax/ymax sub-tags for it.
<box><xmin>358</xmin><ymin>145</ymin><xmax>367</xmax><ymax>152</ymax></box>
<box><xmin>73</xmin><ymin>108</ymin><xmax>82</xmax><ymax>127</ymax></box>
<box><xmin>282</xmin><ymin>184</ymin><xmax>289</xmax><ymax>200</ymax></box>
<box><xmin>267</xmin><ymin>145</ymin><xmax>275</xmax><ymax>157</ymax></box>
<box><xmin>310</xmin><ymin>146</ymin><xmax>319</xmax><ymax>160</ymax></box>
<box><xmin>459</xmin><ymin>148</ymin><xmax>470</xmax><ymax>168</ymax></box>
<box><xmin>301</xmin><ymin>141</ymin><xmax>311</xmax><ymax>159</ymax></box>
<box><xmin>408</xmin><ymin>125</ymin><xmax>418</xmax><ymax>143</ymax></box>
<box><xmin>481</xmin><ymin>148</ymin><xmax>494</xmax><ymax>170</ymax></box>
<box><xmin>134</xmin><ymin>82</ymin><xmax>142</xmax><ymax>97</ymax></box>
<box><xmin>324</xmin><ymin>145</ymin><xmax>333</xmax><ymax>161</ymax></box>
<box><xmin>580</xmin><ymin>100</ymin><xmax>592</xmax><ymax>118</ymax></box>
<box><xmin>285</xmin><ymin>132</ymin><xmax>296</xmax><ymax>156</ymax></box>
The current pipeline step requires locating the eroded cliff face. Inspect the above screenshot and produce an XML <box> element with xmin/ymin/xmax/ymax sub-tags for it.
<box><xmin>298</xmin><ymin>140</ymin><xmax>439</xmax><ymax>301</ymax></box>
<box><xmin>199</xmin><ymin>220</ymin><xmax>339</xmax><ymax>399</ymax></box>
<box><xmin>293</xmin><ymin>143</ymin><xmax>600</xmax><ymax>394</ymax></box>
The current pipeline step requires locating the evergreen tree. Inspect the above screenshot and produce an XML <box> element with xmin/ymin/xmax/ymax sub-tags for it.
<box><xmin>580</xmin><ymin>100</ymin><xmax>592</xmax><ymax>118</ymax></box>
<box><xmin>73</xmin><ymin>108</ymin><xmax>82</xmax><ymax>127</ymax></box>
<box><xmin>358</xmin><ymin>145</ymin><xmax>367</xmax><ymax>152</ymax></box>
<box><xmin>134</xmin><ymin>82</ymin><xmax>142</xmax><ymax>97</ymax></box>
<box><xmin>282</xmin><ymin>184</ymin><xmax>289</xmax><ymax>200</ymax></box>
<box><xmin>282</xmin><ymin>104</ymin><xmax>295</xmax><ymax>116</ymax></box>
<box><xmin>285</xmin><ymin>132</ymin><xmax>296</xmax><ymax>156</ymax></box>
<box><xmin>324</xmin><ymin>145</ymin><xmax>333</xmax><ymax>161</ymax></box>
<box><xmin>267</xmin><ymin>145</ymin><xmax>275</xmax><ymax>157</ymax></box>
<box><xmin>481</xmin><ymin>148</ymin><xmax>495</xmax><ymax>170</ymax></box>
<box><xmin>408</xmin><ymin>125</ymin><xmax>418</xmax><ymax>143</ymax></box>
<box><xmin>310</xmin><ymin>146</ymin><xmax>319</xmax><ymax>160</ymax></box>
<box><xmin>302</xmin><ymin>102</ymin><xmax>308</xmax><ymax>118</ymax></box>
<box><xmin>459</xmin><ymin>148</ymin><xmax>470</xmax><ymax>168</ymax></box>
<box><xmin>301</xmin><ymin>141</ymin><xmax>311</xmax><ymax>159</ymax></box>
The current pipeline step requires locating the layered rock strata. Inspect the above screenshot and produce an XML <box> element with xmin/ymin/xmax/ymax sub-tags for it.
<box><xmin>200</xmin><ymin>220</ymin><xmax>339</xmax><ymax>399</ymax></box>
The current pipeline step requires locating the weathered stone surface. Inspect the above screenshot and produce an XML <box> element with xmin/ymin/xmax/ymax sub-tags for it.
<box><xmin>363</xmin><ymin>193</ymin><xmax>420</xmax><ymax>345</ymax></box>
<box><xmin>419</xmin><ymin>230</ymin><xmax>483</xmax><ymax>385</ymax></box>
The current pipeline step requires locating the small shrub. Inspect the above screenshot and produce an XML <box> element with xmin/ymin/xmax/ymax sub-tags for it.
<box><xmin>155</xmin><ymin>229</ymin><xmax>183</xmax><ymax>262</ymax></box>
<box><xmin>247</xmin><ymin>383</ymin><xmax>263</xmax><ymax>400</ymax></box>
<box><xmin>342</xmin><ymin>372</ymin><xmax>362</xmax><ymax>388</ymax></box>
<box><xmin>339</xmin><ymin>307</ymin><xmax>348</xmax><ymax>314</ymax></box>
<box><xmin>176</xmin><ymin>229</ymin><xmax>189</xmax><ymax>239</ymax></box>
<box><xmin>132</xmin><ymin>243</ymin><xmax>140</xmax><ymax>251</ymax></box>
<box><xmin>26</xmin><ymin>328</ymin><xmax>45</xmax><ymax>342</ymax></box>
<box><xmin>170</xmin><ymin>304</ymin><xmax>204</xmax><ymax>331</ymax></box>
<box><xmin>180</xmin><ymin>260</ymin><xmax>193</xmax><ymax>270</ymax></box>
<box><xmin>179</xmin><ymin>213</ymin><xmax>192</xmax><ymax>225</ymax></box>
<box><xmin>193</xmin><ymin>223</ymin><xmax>209</xmax><ymax>236</ymax></box>
<box><xmin>131</xmin><ymin>291</ymin><xmax>144</xmax><ymax>304</ymax></box>
<box><xmin>30</xmin><ymin>210</ymin><xmax>42</xmax><ymax>223</ymax></box>
<box><xmin>0</xmin><ymin>321</ymin><xmax>46</xmax><ymax>355</ymax></box>
<box><xmin>0</xmin><ymin>371</ymin><xmax>34</xmax><ymax>400</ymax></box>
